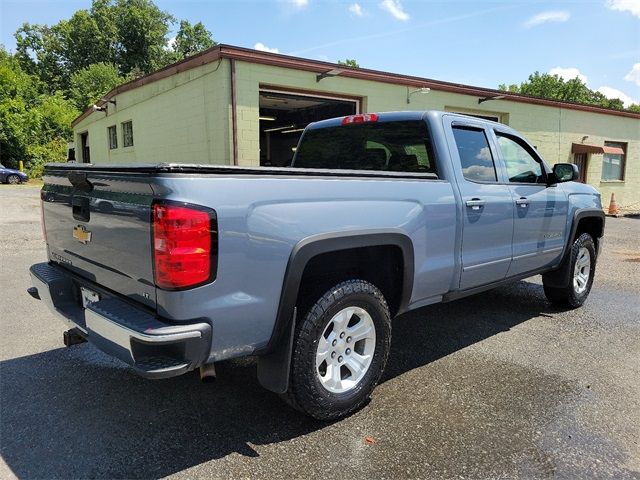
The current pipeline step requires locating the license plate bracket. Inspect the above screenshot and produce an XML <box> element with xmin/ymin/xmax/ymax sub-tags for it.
<box><xmin>80</xmin><ymin>286</ymin><xmax>100</xmax><ymax>308</ymax></box>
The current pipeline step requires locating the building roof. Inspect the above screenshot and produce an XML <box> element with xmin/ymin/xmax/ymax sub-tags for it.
<box><xmin>72</xmin><ymin>43</ymin><xmax>640</xmax><ymax>127</ymax></box>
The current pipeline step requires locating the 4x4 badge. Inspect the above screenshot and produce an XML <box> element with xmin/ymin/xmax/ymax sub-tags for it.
<box><xmin>73</xmin><ymin>225</ymin><xmax>92</xmax><ymax>244</ymax></box>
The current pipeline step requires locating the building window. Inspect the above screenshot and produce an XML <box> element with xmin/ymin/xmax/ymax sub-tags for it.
<box><xmin>122</xmin><ymin>121</ymin><xmax>134</xmax><ymax>147</ymax></box>
<box><xmin>601</xmin><ymin>142</ymin><xmax>626</xmax><ymax>181</ymax></box>
<box><xmin>108</xmin><ymin>125</ymin><xmax>117</xmax><ymax>149</ymax></box>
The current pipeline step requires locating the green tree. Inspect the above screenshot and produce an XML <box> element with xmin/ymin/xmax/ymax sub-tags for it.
<box><xmin>172</xmin><ymin>20</ymin><xmax>216</xmax><ymax>60</ymax></box>
<box><xmin>0</xmin><ymin>47</ymin><xmax>77</xmax><ymax>175</ymax></box>
<box><xmin>14</xmin><ymin>22</ymin><xmax>67</xmax><ymax>92</ymax></box>
<box><xmin>499</xmin><ymin>72</ymin><xmax>634</xmax><ymax>111</ymax></box>
<box><xmin>14</xmin><ymin>0</ymin><xmax>177</xmax><ymax>88</ymax></box>
<box><xmin>337</xmin><ymin>58</ymin><xmax>359</xmax><ymax>68</ymax></box>
<box><xmin>627</xmin><ymin>103</ymin><xmax>640</xmax><ymax>113</ymax></box>
<box><xmin>69</xmin><ymin>62</ymin><xmax>129</xmax><ymax>110</ymax></box>
<box><xmin>111</xmin><ymin>0</ymin><xmax>175</xmax><ymax>74</ymax></box>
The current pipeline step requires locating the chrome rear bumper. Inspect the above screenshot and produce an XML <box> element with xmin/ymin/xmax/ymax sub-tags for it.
<box><xmin>29</xmin><ymin>262</ymin><xmax>211</xmax><ymax>379</ymax></box>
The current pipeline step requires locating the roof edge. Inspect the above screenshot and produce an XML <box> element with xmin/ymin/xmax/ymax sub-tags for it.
<box><xmin>72</xmin><ymin>43</ymin><xmax>640</xmax><ymax>127</ymax></box>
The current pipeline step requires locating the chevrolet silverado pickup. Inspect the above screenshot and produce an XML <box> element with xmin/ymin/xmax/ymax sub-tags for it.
<box><xmin>29</xmin><ymin>111</ymin><xmax>604</xmax><ymax>420</ymax></box>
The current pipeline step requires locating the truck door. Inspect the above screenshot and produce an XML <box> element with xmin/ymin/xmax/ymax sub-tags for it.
<box><xmin>492</xmin><ymin>131</ymin><xmax>569</xmax><ymax>276</ymax></box>
<box><xmin>446</xmin><ymin>121</ymin><xmax>514</xmax><ymax>289</ymax></box>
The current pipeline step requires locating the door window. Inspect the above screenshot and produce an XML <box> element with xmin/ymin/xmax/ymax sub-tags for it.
<box><xmin>496</xmin><ymin>134</ymin><xmax>544</xmax><ymax>184</ymax></box>
<box><xmin>452</xmin><ymin>126</ymin><xmax>497</xmax><ymax>182</ymax></box>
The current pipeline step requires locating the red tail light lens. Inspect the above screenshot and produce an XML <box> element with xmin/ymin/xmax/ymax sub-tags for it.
<box><xmin>341</xmin><ymin>113</ymin><xmax>379</xmax><ymax>125</ymax></box>
<box><xmin>152</xmin><ymin>202</ymin><xmax>217</xmax><ymax>290</ymax></box>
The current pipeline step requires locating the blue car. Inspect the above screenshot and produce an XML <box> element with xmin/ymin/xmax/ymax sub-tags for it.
<box><xmin>0</xmin><ymin>164</ymin><xmax>29</xmax><ymax>184</ymax></box>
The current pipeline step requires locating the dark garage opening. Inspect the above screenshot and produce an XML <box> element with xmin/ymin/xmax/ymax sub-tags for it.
<box><xmin>259</xmin><ymin>90</ymin><xmax>358</xmax><ymax>166</ymax></box>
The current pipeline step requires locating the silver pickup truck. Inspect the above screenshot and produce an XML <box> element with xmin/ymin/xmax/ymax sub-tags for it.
<box><xmin>29</xmin><ymin>111</ymin><xmax>604</xmax><ymax>420</ymax></box>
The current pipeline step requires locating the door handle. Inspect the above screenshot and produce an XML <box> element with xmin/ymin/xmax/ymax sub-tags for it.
<box><xmin>465</xmin><ymin>198</ymin><xmax>486</xmax><ymax>210</ymax></box>
<box><xmin>515</xmin><ymin>197</ymin><xmax>529</xmax><ymax>207</ymax></box>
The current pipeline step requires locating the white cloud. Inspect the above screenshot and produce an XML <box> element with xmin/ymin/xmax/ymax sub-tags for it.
<box><xmin>380</xmin><ymin>0</ymin><xmax>410</xmax><ymax>21</ymax></box>
<box><xmin>624</xmin><ymin>63</ymin><xmax>640</xmax><ymax>87</ymax></box>
<box><xmin>349</xmin><ymin>3</ymin><xmax>363</xmax><ymax>16</ymax></box>
<box><xmin>289</xmin><ymin>0</ymin><xmax>309</xmax><ymax>7</ymax></box>
<box><xmin>164</xmin><ymin>36</ymin><xmax>176</xmax><ymax>51</ymax></box>
<box><xmin>523</xmin><ymin>10</ymin><xmax>570</xmax><ymax>28</ymax></box>
<box><xmin>606</xmin><ymin>0</ymin><xmax>640</xmax><ymax>18</ymax></box>
<box><xmin>254</xmin><ymin>42</ymin><xmax>279</xmax><ymax>54</ymax></box>
<box><xmin>549</xmin><ymin>67</ymin><xmax>588</xmax><ymax>84</ymax></box>
<box><xmin>597</xmin><ymin>86</ymin><xmax>638</xmax><ymax>107</ymax></box>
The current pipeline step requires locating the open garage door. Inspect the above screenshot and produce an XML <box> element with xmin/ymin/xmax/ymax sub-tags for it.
<box><xmin>259</xmin><ymin>89</ymin><xmax>359</xmax><ymax>166</ymax></box>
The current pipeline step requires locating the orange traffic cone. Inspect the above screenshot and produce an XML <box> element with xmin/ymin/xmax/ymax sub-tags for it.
<box><xmin>608</xmin><ymin>193</ymin><xmax>619</xmax><ymax>216</ymax></box>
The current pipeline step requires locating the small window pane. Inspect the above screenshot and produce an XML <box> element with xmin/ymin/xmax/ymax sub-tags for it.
<box><xmin>601</xmin><ymin>142</ymin><xmax>625</xmax><ymax>181</ymax></box>
<box><xmin>452</xmin><ymin>127</ymin><xmax>497</xmax><ymax>182</ymax></box>
<box><xmin>122</xmin><ymin>121</ymin><xmax>134</xmax><ymax>147</ymax></box>
<box><xmin>497</xmin><ymin>134</ymin><xmax>543</xmax><ymax>184</ymax></box>
<box><xmin>293</xmin><ymin>121</ymin><xmax>436</xmax><ymax>174</ymax></box>
<box><xmin>108</xmin><ymin>125</ymin><xmax>117</xmax><ymax>149</ymax></box>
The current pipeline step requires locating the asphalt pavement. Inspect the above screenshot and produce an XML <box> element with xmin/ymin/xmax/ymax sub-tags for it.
<box><xmin>1</xmin><ymin>184</ymin><xmax>639</xmax><ymax>479</ymax></box>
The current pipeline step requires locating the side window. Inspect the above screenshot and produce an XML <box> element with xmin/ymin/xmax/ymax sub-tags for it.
<box><xmin>452</xmin><ymin>126</ymin><xmax>497</xmax><ymax>182</ymax></box>
<box><xmin>496</xmin><ymin>134</ymin><xmax>543</xmax><ymax>184</ymax></box>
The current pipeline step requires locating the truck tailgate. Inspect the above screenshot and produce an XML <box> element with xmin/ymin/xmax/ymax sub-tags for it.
<box><xmin>42</xmin><ymin>169</ymin><xmax>156</xmax><ymax>308</ymax></box>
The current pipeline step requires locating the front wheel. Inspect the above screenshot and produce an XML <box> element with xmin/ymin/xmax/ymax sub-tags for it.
<box><xmin>6</xmin><ymin>174</ymin><xmax>21</xmax><ymax>185</ymax></box>
<box><xmin>543</xmin><ymin>233</ymin><xmax>596</xmax><ymax>308</ymax></box>
<box><xmin>283</xmin><ymin>279</ymin><xmax>391</xmax><ymax>420</ymax></box>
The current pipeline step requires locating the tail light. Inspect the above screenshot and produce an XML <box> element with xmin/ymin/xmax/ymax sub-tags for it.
<box><xmin>341</xmin><ymin>113</ymin><xmax>379</xmax><ymax>125</ymax></box>
<box><xmin>152</xmin><ymin>201</ymin><xmax>218</xmax><ymax>290</ymax></box>
<box><xmin>40</xmin><ymin>190</ymin><xmax>47</xmax><ymax>243</ymax></box>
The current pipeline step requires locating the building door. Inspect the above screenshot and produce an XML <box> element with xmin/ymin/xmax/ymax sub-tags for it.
<box><xmin>573</xmin><ymin>153</ymin><xmax>587</xmax><ymax>183</ymax></box>
<box><xmin>80</xmin><ymin>132</ymin><xmax>90</xmax><ymax>163</ymax></box>
<box><xmin>259</xmin><ymin>89</ymin><xmax>359</xmax><ymax>166</ymax></box>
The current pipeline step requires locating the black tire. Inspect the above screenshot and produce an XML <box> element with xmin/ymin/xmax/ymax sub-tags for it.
<box><xmin>282</xmin><ymin>279</ymin><xmax>391</xmax><ymax>420</ymax></box>
<box><xmin>7</xmin><ymin>174</ymin><xmax>21</xmax><ymax>185</ymax></box>
<box><xmin>543</xmin><ymin>233</ymin><xmax>596</xmax><ymax>308</ymax></box>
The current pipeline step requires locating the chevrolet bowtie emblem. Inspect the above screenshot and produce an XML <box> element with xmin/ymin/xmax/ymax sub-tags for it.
<box><xmin>73</xmin><ymin>225</ymin><xmax>92</xmax><ymax>244</ymax></box>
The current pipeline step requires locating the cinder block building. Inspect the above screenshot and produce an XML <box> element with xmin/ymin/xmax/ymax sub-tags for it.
<box><xmin>71</xmin><ymin>44</ymin><xmax>640</xmax><ymax>208</ymax></box>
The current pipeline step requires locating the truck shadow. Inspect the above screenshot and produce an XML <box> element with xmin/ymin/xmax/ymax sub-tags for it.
<box><xmin>1</xmin><ymin>280</ymin><xmax>558</xmax><ymax>479</ymax></box>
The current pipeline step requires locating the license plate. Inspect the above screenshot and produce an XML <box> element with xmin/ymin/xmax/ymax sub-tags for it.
<box><xmin>80</xmin><ymin>287</ymin><xmax>100</xmax><ymax>308</ymax></box>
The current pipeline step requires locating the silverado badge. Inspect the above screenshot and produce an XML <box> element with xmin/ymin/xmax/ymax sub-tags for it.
<box><xmin>73</xmin><ymin>225</ymin><xmax>92</xmax><ymax>244</ymax></box>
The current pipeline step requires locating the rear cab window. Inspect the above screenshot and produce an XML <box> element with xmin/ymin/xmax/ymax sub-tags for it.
<box><xmin>293</xmin><ymin>120</ymin><xmax>437</xmax><ymax>175</ymax></box>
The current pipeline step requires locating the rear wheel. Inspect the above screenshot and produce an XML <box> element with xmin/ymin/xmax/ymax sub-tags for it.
<box><xmin>543</xmin><ymin>233</ymin><xmax>596</xmax><ymax>308</ymax></box>
<box><xmin>7</xmin><ymin>174</ymin><xmax>21</xmax><ymax>185</ymax></box>
<box><xmin>283</xmin><ymin>279</ymin><xmax>391</xmax><ymax>420</ymax></box>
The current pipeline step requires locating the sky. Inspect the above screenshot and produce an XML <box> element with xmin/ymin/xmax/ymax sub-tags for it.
<box><xmin>1</xmin><ymin>0</ymin><xmax>639</xmax><ymax>105</ymax></box>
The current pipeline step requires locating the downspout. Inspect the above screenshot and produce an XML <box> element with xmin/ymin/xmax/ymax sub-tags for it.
<box><xmin>230</xmin><ymin>58</ymin><xmax>239</xmax><ymax>166</ymax></box>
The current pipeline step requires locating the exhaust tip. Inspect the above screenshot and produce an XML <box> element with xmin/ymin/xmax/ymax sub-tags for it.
<box><xmin>199</xmin><ymin>363</ymin><xmax>217</xmax><ymax>383</ymax></box>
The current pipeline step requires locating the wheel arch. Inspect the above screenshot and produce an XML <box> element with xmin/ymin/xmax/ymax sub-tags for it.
<box><xmin>544</xmin><ymin>208</ymin><xmax>604</xmax><ymax>289</ymax></box>
<box><xmin>256</xmin><ymin>230</ymin><xmax>414</xmax><ymax>394</ymax></box>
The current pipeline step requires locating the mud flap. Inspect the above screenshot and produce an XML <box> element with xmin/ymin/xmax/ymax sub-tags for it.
<box><xmin>257</xmin><ymin>308</ymin><xmax>297</xmax><ymax>394</ymax></box>
<box><xmin>542</xmin><ymin>250</ymin><xmax>572</xmax><ymax>288</ymax></box>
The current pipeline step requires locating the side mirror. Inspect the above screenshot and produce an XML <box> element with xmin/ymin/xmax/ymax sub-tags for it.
<box><xmin>551</xmin><ymin>163</ymin><xmax>578</xmax><ymax>183</ymax></box>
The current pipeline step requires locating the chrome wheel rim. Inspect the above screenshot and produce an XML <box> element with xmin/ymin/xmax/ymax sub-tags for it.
<box><xmin>315</xmin><ymin>306</ymin><xmax>376</xmax><ymax>394</ymax></box>
<box><xmin>8</xmin><ymin>175</ymin><xmax>19</xmax><ymax>184</ymax></box>
<box><xmin>573</xmin><ymin>247</ymin><xmax>591</xmax><ymax>295</ymax></box>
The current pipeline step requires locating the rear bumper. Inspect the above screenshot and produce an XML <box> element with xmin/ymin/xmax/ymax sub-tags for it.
<box><xmin>29</xmin><ymin>262</ymin><xmax>211</xmax><ymax>379</ymax></box>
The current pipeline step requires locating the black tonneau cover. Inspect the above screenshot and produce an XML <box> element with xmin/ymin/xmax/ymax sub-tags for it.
<box><xmin>45</xmin><ymin>163</ymin><xmax>439</xmax><ymax>180</ymax></box>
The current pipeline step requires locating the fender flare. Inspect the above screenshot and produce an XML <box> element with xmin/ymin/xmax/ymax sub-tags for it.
<box><xmin>257</xmin><ymin>230</ymin><xmax>415</xmax><ymax>394</ymax></box>
<box><xmin>543</xmin><ymin>208</ymin><xmax>605</xmax><ymax>288</ymax></box>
